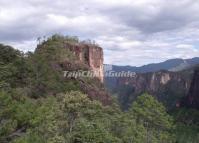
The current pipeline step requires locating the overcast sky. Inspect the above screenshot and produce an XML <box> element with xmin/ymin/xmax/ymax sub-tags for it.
<box><xmin>1</xmin><ymin>0</ymin><xmax>199</xmax><ymax>66</ymax></box>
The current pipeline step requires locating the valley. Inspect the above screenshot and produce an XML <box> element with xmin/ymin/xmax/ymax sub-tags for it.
<box><xmin>0</xmin><ymin>35</ymin><xmax>199</xmax><ymax>143</ymax></box>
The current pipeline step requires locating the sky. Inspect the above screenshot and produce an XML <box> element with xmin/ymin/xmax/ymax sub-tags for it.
<box><xmin>1</xmin><ymin>0</ymin><xmax>199</xmax><ymax>66</ymax></box>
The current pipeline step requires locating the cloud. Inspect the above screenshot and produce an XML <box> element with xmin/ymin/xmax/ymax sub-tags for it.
<box><xmin>0</xmin><ymin>0</ymin><xmax>199</xmax><ymax>66</ymax></box>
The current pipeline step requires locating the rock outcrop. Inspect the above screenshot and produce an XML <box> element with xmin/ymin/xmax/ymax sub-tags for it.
<box><xmin>36</xmin><ymin>36</ymin><xmax>109</xmax><ymax>105</ymax></box>
<box><xmin>64</xmin><ymin>43</ymin><xmax>110</xmax><ymax>104</ymax></box>
<box><xmin>66</xmin><ymin>42</ymin><xmax>104</xmax><ymax>82</ymax></box>
<box><xmin>115</xmin><ymin>70</ymin><xmax>192</xmax><ymax>109</ymax></box>
<box><xmin>181</xmin><ymin>67</ymin><xmax>199</xmax><ymax>109</ymax></box>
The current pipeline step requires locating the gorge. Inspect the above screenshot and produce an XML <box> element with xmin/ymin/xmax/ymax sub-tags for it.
<box><xmin>105</xmin><ymin>58</ymin><xmax>199</xmax><ymax>110</ymax></box>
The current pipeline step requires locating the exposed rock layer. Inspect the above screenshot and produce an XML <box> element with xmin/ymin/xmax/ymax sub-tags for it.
<box><xmin>115</xmin><ymin>70</ymin><xmax>192</xmax><ymax>109</ymax></box>
<box><xmin>66</xmin><ymin>43</ymin><xmax>104</xmax><ymax>82</ymax></box>
<box><xmin>181</xmin><ymin>68</ymin><xmax>199</xmax><ymax>109</ymax></box>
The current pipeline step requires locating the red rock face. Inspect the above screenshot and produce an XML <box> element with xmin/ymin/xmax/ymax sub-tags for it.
<box><xmin>66</xmin><ymin>43</ymin><xmax>104</xmax><ymax>82</ymax></box>
<box><xmin>88</xmin><ymin>46</ymin><xmax>104</xmax><ymax>82</ymax></box>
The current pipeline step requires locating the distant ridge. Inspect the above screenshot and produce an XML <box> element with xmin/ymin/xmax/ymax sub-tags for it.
<box><xmin>104</xmin><ymin>57</ymin><xmax>199</xmax><ymax>92</ymax></box>
<box><xmin>104</xmin><ymin>57</ymin><xmax>199</xmax><ymax>73</ymax></box>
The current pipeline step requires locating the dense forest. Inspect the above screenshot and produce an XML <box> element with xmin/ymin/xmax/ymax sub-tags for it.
<box><xmin>0</xmin><ymin>35</ymin><xmax>199</xmax><ymax>143</ymax></box>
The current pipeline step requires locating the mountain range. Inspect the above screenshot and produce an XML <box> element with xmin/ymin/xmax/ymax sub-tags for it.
<box><xmin>104</xmin><ymin>57</ymin><xmax>199</xmax><ymax>110</ymax></box>
<box><xmin>105</xmin><ymin>57</ymin><xmax>199</xmax><ymax>73</ymax></box>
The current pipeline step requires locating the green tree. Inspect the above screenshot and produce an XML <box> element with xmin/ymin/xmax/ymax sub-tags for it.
<box><xmin>129</xmin><ymin>93</ymin><xmax>175</xmax><ymax>143</ymax></box>
<box><xmin>0</xmin><ymin>44</ymin><xmax>29</xmax><ymax>89</ymax></box>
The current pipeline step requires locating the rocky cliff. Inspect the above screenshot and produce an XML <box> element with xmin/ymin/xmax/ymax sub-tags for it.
<box><xmin>105</xmin><ymin>57</ymin><xmax>199</xmax><ymax>90</ymax></box>
<box><xmin>114</xmin><ymin>70</ymin><xmax>193</xmax><ymax>109</ymax></box>
<box><xmin>65</xmin><ymin>42</ymin><xmax>104</xmax><ymax>82</ymax></box>
<box><xmin>35</xmin><ymin>35</ymin><xmax>110</xmax><ymax>105</ymax></box>
<box><xmin>37</xmin><ymin>37</ymin><xmax>104</xmax><ymax>82</ymax></box>
<box><xmin>181</xmin><ymin>67</ymin><xmax>199</xmax><ymax>109</ymax></box>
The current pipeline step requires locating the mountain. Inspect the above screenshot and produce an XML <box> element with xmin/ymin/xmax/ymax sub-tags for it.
<box><xmin>115</xmin><ymin>70</ymin><xmax>194</xmax><ymax>109</ymax></box>
<box><xmin>1</xmin><ymin>35</ymin><xmax>199</xmax><ymax>143</ymax></box>
<box><xmin>105</xmin><ymin>57</ymin><xmax>199</xmax><ymax>73</ymax></box>
<box><xmin>105</xmin><ymin>57</ymin><xmax>199</xmax><ymax>92</ymax></box>
<box><xmin>104</xmin><ymin>58</ymin><xmax>199</xmax><ymax>110</ymax></box>
<box><xmin>35</xmin><ymin>35</ymin><xmax>111</xmax><ymax>105</ymax></box>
